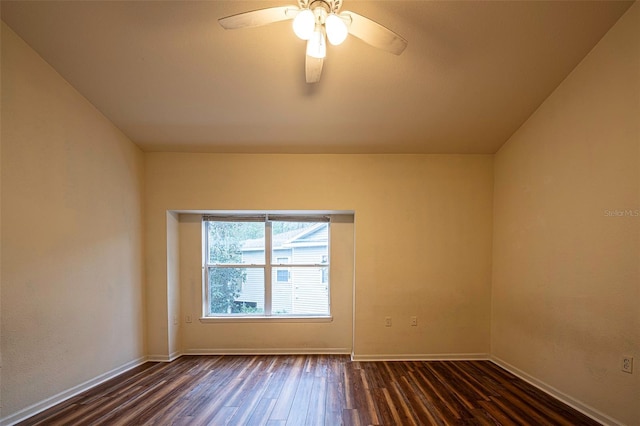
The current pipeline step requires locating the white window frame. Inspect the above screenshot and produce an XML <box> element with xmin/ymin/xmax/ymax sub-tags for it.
<box><xmin>202</xmin><ymin>214</ymin><xmax>331</xmax><ymax>321</ymax></box>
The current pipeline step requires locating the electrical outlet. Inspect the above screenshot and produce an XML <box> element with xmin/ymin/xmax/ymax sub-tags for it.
<box><xmin>410</xmin><ymin>316</ymin><xmax>418</xmax><ymax>326</ymax></box>
<box><xmin>622</xmin><ymin>356</ymin><xmax>633</xmax><ymax>374</ymax></box>
<box><xmin>186</xmin><ymin>315</ymin><xmax>192</xmax><ymax>323</ymax></box>
<box><xmin>385</xmin><ymin>317</ymin><xmax>392</xmax><ymax>327</ymax></box>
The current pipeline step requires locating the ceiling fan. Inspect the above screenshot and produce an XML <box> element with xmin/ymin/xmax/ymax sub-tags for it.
<box><xmin>218</xmin><ymin>0</ymin><xmax>408</xmax><ymax>83</ymax></box>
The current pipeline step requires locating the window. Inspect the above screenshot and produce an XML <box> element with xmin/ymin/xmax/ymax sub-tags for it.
<box><xmin>203</xmin><ymin>214</ymin><xmax>330</xmax><ymax>317</ymax></box>
<box><xmin>275</xmin><ymin>257</ymin><xmax>291</xmax><ymax>282</ymax></box>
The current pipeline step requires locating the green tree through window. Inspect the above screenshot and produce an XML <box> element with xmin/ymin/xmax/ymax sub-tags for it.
<box><xmin>207</xmin><ymin>221</ymin><xmax>263</xmax><ymax>314</ymax></box>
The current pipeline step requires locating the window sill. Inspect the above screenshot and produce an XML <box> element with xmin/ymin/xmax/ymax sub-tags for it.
<box><xmin>199</xmin><ymin>316</ymin><xmax>333</xmax><ymax>324</ymax></box>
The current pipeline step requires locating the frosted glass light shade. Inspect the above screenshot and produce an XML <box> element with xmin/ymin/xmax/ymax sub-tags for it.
<box><xmin>325</xmin><ymin>14</ymin><xmax>348</xmax><ymax>45</ymax></box>
<box><xmin>306</xmin><ymin>28</ymin><xmax>326</xmax><ymax>59</ymax></box>
<box><xmin>293</xmin><ymin>9</ymin><xmax>315</xmax><ymax>40</ymax></box>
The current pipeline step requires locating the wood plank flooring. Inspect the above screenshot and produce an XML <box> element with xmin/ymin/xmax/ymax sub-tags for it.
<box><xmin>18</xmin><ymin>355</ymin><xmax>600</xmax><ymax>425</ymax></box>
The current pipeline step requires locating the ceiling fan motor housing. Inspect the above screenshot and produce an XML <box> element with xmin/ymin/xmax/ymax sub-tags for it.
<box><xmin>302</xmin><ymin>0</ymin><xmax>342</xmax><ymax>16</ymax></box>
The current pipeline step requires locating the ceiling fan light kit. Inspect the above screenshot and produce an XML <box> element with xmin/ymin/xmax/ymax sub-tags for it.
<box><xmin>219</xmin><ymin>0</ymin><xmax>407</xmax><ymax>83</ymax></box>
<box><xmin>292</xmin><ymin>8</ymin><xmax>315</xmax><ymax>39</ymax></box>
<box><xmin>325</xmin><ymin>13</ymin><xmax>349</xmax><ymax>45</ymax></box>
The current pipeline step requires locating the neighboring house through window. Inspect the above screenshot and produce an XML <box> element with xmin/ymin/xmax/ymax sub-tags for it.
<box><xmin>321</xmin><ymin>255</ymin><xmax>328</xmax><ymax>284</ymax></box>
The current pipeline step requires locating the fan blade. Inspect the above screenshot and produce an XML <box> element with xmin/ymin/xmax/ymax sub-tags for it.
<box><xmin>305</xmin><ymin>55</ymin><xmax>324</xmax><ymax>83</ymax></box>
<box><xmin>219</xmin><ymin>6</ymin><xmax>298</xmax><ymax>30</ymax></box>
<box><xmin>341</xmin><ymin>11</ymin><xmax>407</xmax><ymax>55</ymax></box>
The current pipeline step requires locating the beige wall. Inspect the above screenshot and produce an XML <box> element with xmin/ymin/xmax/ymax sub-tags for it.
<box><xmin>0</xmin><ymin>18</ymin><xmax>4</xmax><ymax>423</ymax></box>
<box><xmin>492</xmin><ymin>3</ymin><xmax>640</xmax><ymax>425</ymax></box>
<box><xmin>167</xmin><ymin>211</ymin><xmax>181</xmax><ymax>358</ymax></box>
<box><xmin>145</xmin><ymin>153</ymin><xmax>494</xmax><ymax>359</ymax></box>
<box><xmin>0</xmin><ymin>22</ymin><xmax>146</xmax><ymax>420</ymax></box>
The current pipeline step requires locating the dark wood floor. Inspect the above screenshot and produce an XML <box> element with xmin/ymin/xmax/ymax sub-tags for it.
<box><xmin>19</xmin><ymin>355</ymin><xmax>600</xmax><ymax>425</ymax></box>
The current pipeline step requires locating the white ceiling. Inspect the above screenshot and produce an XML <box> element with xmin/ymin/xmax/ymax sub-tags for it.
<box><xmin>1</xmin><ymin>0</ymin><xmax>633</xmax><ymax>153</ymax></box>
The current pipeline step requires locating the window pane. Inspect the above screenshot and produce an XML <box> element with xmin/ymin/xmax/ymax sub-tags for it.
<box><xmin>276</xmin><ymin>269</ymin><xmax>290</xmax><ymax>282</ymax></box>
<box><xmin>208</xmin><ymin>267</ymin><xmax>264</xmax><ymax>314</ymax></box>
<box><xmin>208</xmin><ymin>221</ymin><xmax>265</xmax><ymax>264</ymax></box>
<box><xmin>271</xmin><ymin>222</ymin><xmax>328</xmax><ymax>264</ymax></box>
<box><xmin>271</xmin><ymin>267</ymin><xmax>329</xmax><ymax>315</ymax></box>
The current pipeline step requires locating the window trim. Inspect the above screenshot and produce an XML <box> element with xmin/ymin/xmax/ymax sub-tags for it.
<box><xmin>202</xmin><ymin>214</ymin><xmax>330</xmax><ymax>319</ymax></box>
<box><xmin>199</xmin><ymin>315</ymin><xmax>333</xmax><ymax>323</ymax></box>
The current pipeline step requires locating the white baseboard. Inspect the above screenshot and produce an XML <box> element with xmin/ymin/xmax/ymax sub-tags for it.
<box><xmin>351</xmin><ymin>353</ymin><xmax>490</xmax><ymax>362</ymax></box>
<box><xmin>147</xmin><ymin>351</ymin><xmax>183</xmax><ymax>362</ymax></box>
<box><xmin>0</xmin><ymin>356</ymin><xmax>147</xmax><ymax>426</ymax></box>
<box><xmin>184</xmin><ymin>347</ymin><xmax>352</xmax><ymax>356</ymax></box>
<box><xmin>490</xmin><ymin>356</ymin><xmax>624</xmax><ymax>426</ymax></box>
